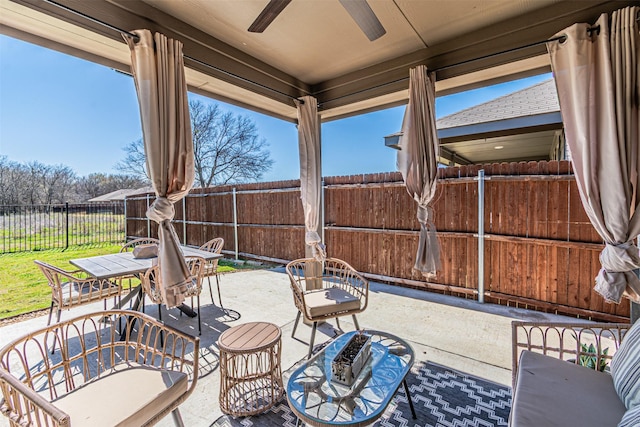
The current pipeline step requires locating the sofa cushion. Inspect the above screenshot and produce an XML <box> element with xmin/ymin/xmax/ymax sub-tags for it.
<box><xmin>53</xmin><ymin>363</ymin><xmax>187</xmax><ymax>427</ymax></box>
<box><xmin>304</xmin><ymin>287</ymin><xmax>360</xmax><ymax>318</ymax></box>
<box><xmin>510</xmin><ymin>350</ymin><xmax>626</xmax><ymax>427</ymax></box>
<box><xmin>618</xmin><ymin>404</ymin><xmax>640</xmax><ymax>427</ymax></box>
<box><xmin>611</xmin><ymin>319</ymin><xmax>640</xmax><ymax>409</ymax></box>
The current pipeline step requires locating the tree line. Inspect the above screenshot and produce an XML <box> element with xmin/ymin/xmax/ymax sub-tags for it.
<box><xmin>0</xmin><ymin>100</ymin><xmax>274</xmax><ymax>206</ymax></box>
<box><xmin>0</xmin><ymin>156</ymin><xmax>147</xmax><ymax>205</ymax></box>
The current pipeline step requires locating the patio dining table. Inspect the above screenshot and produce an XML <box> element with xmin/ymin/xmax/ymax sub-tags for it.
<box><xmin>70</xmin><ymin>246</ymin><xmax>222</xmax><ymax>317</ymax></box>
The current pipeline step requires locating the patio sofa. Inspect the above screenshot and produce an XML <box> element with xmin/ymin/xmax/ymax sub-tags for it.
<box><xmin>510</xmin><ymin>320</ymin><xmax>640</xmax><ymax>427</ymax></box>
<box><xmin>0</xmin><ymin>310</ymin><xmax>199</xmax><ymax>427</ymax></box>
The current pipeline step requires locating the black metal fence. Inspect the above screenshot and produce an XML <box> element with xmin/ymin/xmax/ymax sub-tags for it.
<box><xmin>0</xmin><ymin>202</ymin><xmax>125</xmax><ymax>253</ymax></box>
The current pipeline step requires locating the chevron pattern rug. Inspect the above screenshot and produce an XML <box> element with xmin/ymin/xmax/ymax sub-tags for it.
<box><xmin>212</xmin><ymin>360</ymin><xmax>512</xmax><ymax>427</ymax></box>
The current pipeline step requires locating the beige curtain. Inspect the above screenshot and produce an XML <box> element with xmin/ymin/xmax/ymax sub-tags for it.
<box><xmin>547</xmin><ymin>6</ymin><xmax>640</xmax><ymax>304</ymax></box>
<box><xmin>126</xmin><ymin>30</ymin><xmax>195</xmax><ymax>308</ymax></box>
<box><xmin>296</xmin><ymin>96</ymin><xmax>326</xmax><ymax>262</ymax></box>
<box><xmin>397</xmin><ymin>65</ymin><xmax>441</xmax><ymax>277</ymax></box>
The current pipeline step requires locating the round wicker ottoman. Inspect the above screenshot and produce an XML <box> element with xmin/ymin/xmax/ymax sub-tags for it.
<box><xmin>218</xmin><ymin>321</ymin><xmax>283</xmax><ymax>416</ymax></box>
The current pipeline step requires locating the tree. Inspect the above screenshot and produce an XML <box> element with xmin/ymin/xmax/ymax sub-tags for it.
<box><xmin>41</xmin><ymin>164</ymin><xmax>76</xmax><ymax>204</ymax></box>
<box><xmin>76</xmin><ymin>173</ymin><xmax>148</xmax><ymax>200</ymax></box>
<box><xmin>116</xmin><ymin>100</ymin><xmax>274</xmax><ymax>187</ymax></box>
<box><xmin>114</xmin><ymin>138</ymin><xmax>148</xmax><ymax>181</ymax></box>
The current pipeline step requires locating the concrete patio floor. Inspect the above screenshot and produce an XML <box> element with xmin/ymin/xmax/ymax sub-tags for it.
<box><xmin>0</xmin><ymin>265</ymin><xmax>586</xmax><ymax>427</ymax></box>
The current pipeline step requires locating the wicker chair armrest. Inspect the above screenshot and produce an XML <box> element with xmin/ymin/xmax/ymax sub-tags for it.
<box><xmin>289</xmin><ymin>278</ymin><xmax>306</xmax><ymax>314</ymax></box>
<box><xmin>66</xmin><ymin>269</ymin><xmax>87</xmax><ymax>276</ymax></box>
<box><xmin>511</xmin><ymin>321</ymin><xmax>631</xmax><ymax>388</ymax></box>
<box><xmin>58</xmin><ymin>270</ymin><xmax>94</xmax><ymax>284</ymax></box>
<box><xmin>0</xmin><ymin>368</ymin><xmax>70</xmax><ymax>427</ymax></box>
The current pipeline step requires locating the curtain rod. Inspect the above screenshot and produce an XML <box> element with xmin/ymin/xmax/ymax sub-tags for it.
<box><xmin>43</xmin><ymin>0</ymin><xmax>307</xmax><ymax>105</ymax></box>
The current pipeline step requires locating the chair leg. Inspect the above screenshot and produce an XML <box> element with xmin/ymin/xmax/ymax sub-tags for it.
<box><xmin>197</xmin><ymin>295</ymin><xmax>202</xmax><ymax>336</ymax></box>
<box><xmin>352</xmin><ymin>314</ymin><xmax>360</xmax><ymax>330</ymax></box>
<box><xmin>335</xmin><ymin>317</ymin><xmax>341</xmax><ymax>331</ymax></box>
<box><xmin>47</xmin><ymin>301</ymin><xmax>54</xmax><ymax>326</ymax></box>
<box><xmin>158</xmin><ymin>304</ymin><xmax>164</xmax><ymax>347</ymax></box>
<box><xmin>292</xmin><ymin>311</ymin><xmax>301</xmax><ymax>338</ymax></box>
<box><xmin>207</xmin><ymin>276</ymin><xmax>214</xmax><ymax>304</ymax></box>
<box><xmin>47</xmin><ymin>302</ymin><xmax>57</xmax><ymax>354</ymax></box>
<box><xmin>215</xmin><ymin>274</ymin><xmax>223</xmax><ymax>309</ymax></box>
<box><xmin>308</xmin><ymin>322</ymin><xmax>318</xmax><ymax>359</ymax></box>
<box><xmin>171</xmin><ymin>408</ymin><xmax>185</xmax><ymax>427</ymax></box>
<box><xmin>50</xmin><ymin>307</ymin><xmax>62</xmax><ymax>355</ymax></box>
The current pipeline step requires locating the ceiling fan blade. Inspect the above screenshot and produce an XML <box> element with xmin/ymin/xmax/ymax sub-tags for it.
<box><xmin>339</xmin><ymin>0</ymin><xmax>386</xmax><ymax>41</ymax></box>
<box><xmin>248</xmin><ymin>0</ymin><xmax>292</xmax><ymax>33</ymax></box>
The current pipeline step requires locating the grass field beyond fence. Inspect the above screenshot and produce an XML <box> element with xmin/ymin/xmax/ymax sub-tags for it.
<box><xmin>0</xmin><ymin>245</ymin><xmax>240</xmax><ymax>321</ymax></box>
<box><xmin>1</xmin><ymin>203</ymin><xmax>125</xmax><ymax>254</ymax></box>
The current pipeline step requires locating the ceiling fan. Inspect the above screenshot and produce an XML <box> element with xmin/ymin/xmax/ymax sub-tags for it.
<box><xmin>248</xmin><ymin>0</ymin><xmax>386</xmax><ymax>41</ymax></box>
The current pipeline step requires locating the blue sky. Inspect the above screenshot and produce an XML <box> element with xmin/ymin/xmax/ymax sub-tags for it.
<box><xmin>0</xmin><ymin>35</ymin><xmax>552</xmax><ymax>182</ymax></box>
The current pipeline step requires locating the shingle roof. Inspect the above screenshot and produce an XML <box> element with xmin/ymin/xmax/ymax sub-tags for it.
<box><xmin>87</xmin><ymin>187</ymin><xmax>152</xmax><ymax>202</ymax></box>
<box><xmin>436</xmin><ymin>79</ymin><xmax>559</xmax><ymax>130</ymax></box>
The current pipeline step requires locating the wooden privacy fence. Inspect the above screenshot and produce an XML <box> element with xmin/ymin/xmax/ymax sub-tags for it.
<box><xmin>125</xmin><ymin>160</ymin><xmax>629</xmax><ymax>322</ymax></box>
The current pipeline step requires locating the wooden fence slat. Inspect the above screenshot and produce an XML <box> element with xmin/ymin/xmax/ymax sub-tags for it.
<box><xmin>123</xmin><ymin>163</ymin><xmax>628</xmax><ymax>322</ymax></box>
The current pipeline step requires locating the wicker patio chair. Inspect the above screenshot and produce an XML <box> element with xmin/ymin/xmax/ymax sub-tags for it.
<box><xmin>119</xmin><ymin>237</ymin><xmax>160</xmax><ymax>294</ymax></box>
<box><xmin>120</xmin><ymin>237</ymin><xmax>160</xmax><ymax>252</ymax></box>
<box><xmin>199</xmin><ymin>237</ymin><xmax>225</xmax><ymax>307</ymax></box>
<box><xmin>140</xmin><ymin>256</ymin><xmax>206</xmax><ymax>336</ymax></box>
<box><xmin>286</xmin><ymin>258</ymin><xmax>369</xmax><ymax>358</ymax></box>
<box><xmin>34</xmin><ymin>260</ymin><xmax>121</xmax><ymax>325</ymax></box>
<box><xmin>0</xmin><ymin>309</ymin><xmax>199</xmax><ymax>427</ymax></box>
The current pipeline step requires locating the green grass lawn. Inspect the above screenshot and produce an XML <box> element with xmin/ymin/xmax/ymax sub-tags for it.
<box><xmin>0</xmin><ymin>246</ymin><xmax>240</xmax><ymax>320</ymax></box>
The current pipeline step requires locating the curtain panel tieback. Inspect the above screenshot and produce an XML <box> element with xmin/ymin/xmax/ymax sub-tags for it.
<box><xmin>594</xmin><ymin>242</ymin><xmax>640</xmax><ymax>303</ymax></box>
<box><xmin>305</xmin><ymin>230</ymin><xmax>326</xmax><ymax>262</ymax></box>
<box><xmin>146</xmin><ymin>196</ymin><xmax>175</xmax><ymax>223</ymax></box>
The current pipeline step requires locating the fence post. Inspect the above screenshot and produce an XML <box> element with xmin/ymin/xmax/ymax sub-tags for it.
<box><xmin>146</xmin><ymin>194</ymin><xmax>151</xmax><ymax>238</ymax></box>
<box><xmin>64</xmin><ymin>202</ymin><xmax>69</xmax><ymax>250</ymax></box>
<box><xmin>123</xmin><ymin>197</ymin><xmax>128</xmax><ymax>242</ymax></box>
<box><xmin>476</xmin><ymin>170</ymin><xmax>486</xmax><ymax>303</ymax></box>
<box><xmin>321</xmin><ymin>178</ymin><xmax>325</xmax><ymax>244</ymax></box>
<box><xmin>182</xmin><ymin>197</ymin><xmax>187</xmax><ymax>245</ymax></box>
<box><xmin>233</xmin><ymin>187</ymin><xmax>238</xmax><ymax>260</ymax></box>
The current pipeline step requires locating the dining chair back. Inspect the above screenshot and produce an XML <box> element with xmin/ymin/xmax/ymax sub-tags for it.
<box><xmin>199</xmin><ymin>238</ymin><xmax>225</xmax><ymax>307</ymax></box>
<box><xmin>140</xmin><ymin>256</ymin><xmax>206</xmax><ymax>336</ymax></box>
<box><xmin>34</xmin><ymin>260</ymin><xmax>121</xmax><ymax>325</ymax></box>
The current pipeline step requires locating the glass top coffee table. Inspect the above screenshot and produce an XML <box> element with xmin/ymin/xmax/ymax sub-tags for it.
<box><xmin>286</xmin><ymin>330</ymin><xmax>416</xmax><ymax>426</ymax></box>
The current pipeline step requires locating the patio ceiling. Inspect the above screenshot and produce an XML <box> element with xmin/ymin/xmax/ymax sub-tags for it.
<box><xmin>1</xmin><ymin>0</ymin><xmax>635</xmax><ymax>123</ymax></box>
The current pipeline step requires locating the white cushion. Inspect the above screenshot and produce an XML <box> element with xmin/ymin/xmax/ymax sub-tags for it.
<box><xmin>53</xmin><ymin>363</ymin><xmax>187</xmax><ymax>427</ymax></box>
<box><xmin>304</xmin><ymin>287</ymin><xmax>360</xmax><ymax>318</ymax></box>
<box><xmin>611</xmin><ymin>320</ymin><xmax>640</xmax><ymax>409</ymax></box>
<box><xmin>510</xmin><ymin>350</ymin><xmax>625</xmax><ymax>427</ymax></box>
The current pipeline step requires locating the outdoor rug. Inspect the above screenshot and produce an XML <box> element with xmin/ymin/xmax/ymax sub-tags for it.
<box><xmin>211</xmin><ymin>360</ymin><xmax>512</xmax><ymax>427</ymax></box>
